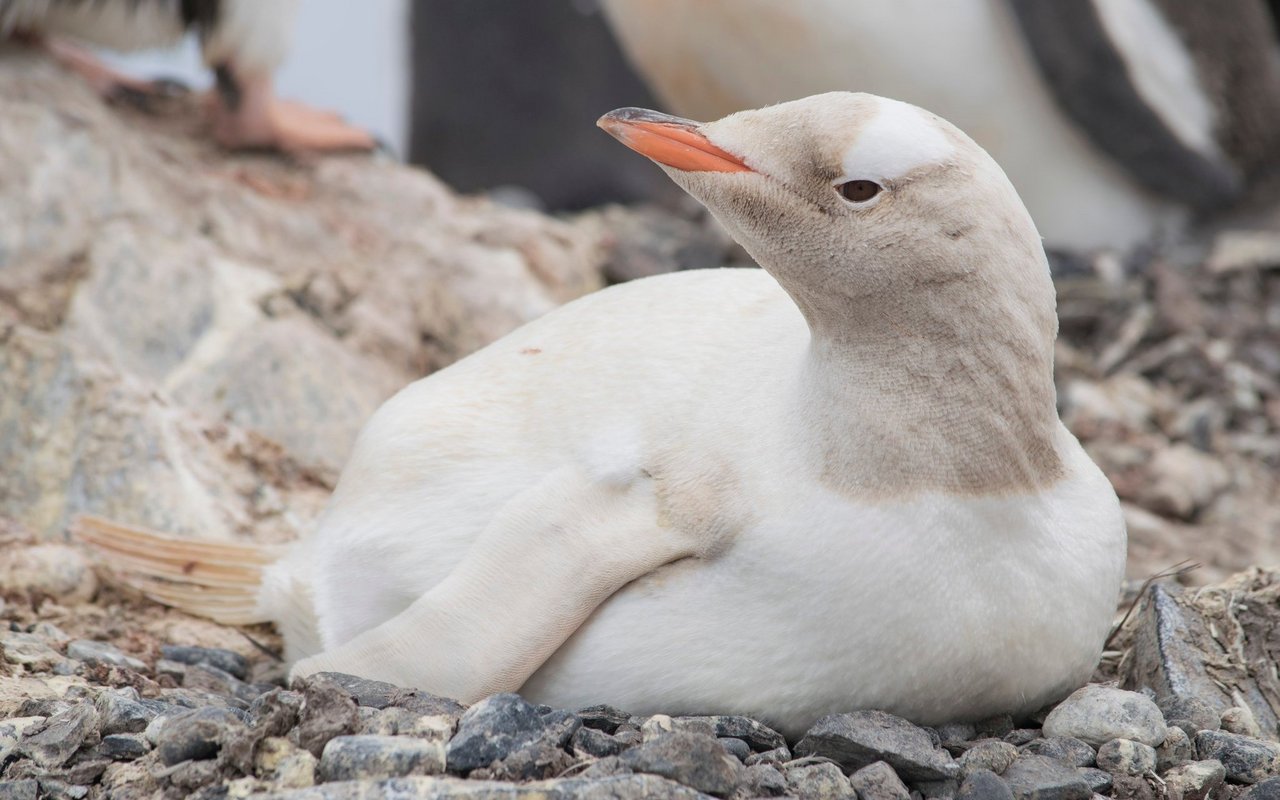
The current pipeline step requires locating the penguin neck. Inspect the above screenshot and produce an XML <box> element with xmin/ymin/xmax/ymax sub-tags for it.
<box><xmin>793</xmin><ymin>290</ymin><xmax>1066</xmax><ymax>500</ymax></box>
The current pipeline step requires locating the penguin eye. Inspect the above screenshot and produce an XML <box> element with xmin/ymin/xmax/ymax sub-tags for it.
<box><xmin>838</xmin><ymin>180</ymin><xmax>881</xmax><ymax>203</ymax></box>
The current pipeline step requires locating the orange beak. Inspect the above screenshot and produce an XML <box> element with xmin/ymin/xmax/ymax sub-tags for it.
<box><xmin>598</xmin><ymin>107</ymin><xmax>751</xmax><ymax>174</ymax></box>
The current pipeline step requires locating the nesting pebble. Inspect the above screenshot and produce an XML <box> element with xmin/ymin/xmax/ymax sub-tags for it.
<box><xmin>785</xmin><ymin>762</ymin><xmax>856</xmax><ymax>799</ymax></box>
<box><xmin>1042</xmin><ymin>687</ymin><xmax>1167</xmax><ymax>748</ymax></box>
<box><xmin>958</xmin><ymin>769</ymin><xmax>1014</xmax><ymax>800</ymax></box>
<box><xmin>1079</xmin><ymin>767</ymin><xmax>1113</xmax><ymax>793</ymax></box>
<box><xmin>65</xmin><ymin>640</ymin><xmax>146</xmax><ymax>672</ymax></box>
<box><xmin>155</xmin><ymin>706</ymin><xmax>245</xmax><ymax>766</ymax></box>
<box><xmin>718</xmin><ymin>736</ymin><xmax>751</xmax><ymax>762</ymax></box>
<box><xmin>960</xmin><ymin>739</ymin><xmax>1019</xmax><ymax>776</ymax></box>
<box><xmin>1163</xmin><ymin>760</ymin><xmax>1226</xmax><ymax>800</ymax></box>
<box><xmin>318</xmin><ymin>734</ymin><xmax>446</xmax><ymax>781</ymax></box>
<box><xmin>619</xmin><ymin>731</ymin><xmax>744</xmax><ymax>798</ymax></box>
<box><xmin>850</xmin><ymin>760</ymin><xmax>913</xmax><ymax>800</ymax></box>
<box><xmin>18</xmin><ymin>702</ymin><xmax>99</xmax><ymax>769</ymax></box>
<box><xmin>572</xmin><ymin>725</ymin><xmax>626</xmax><ymax>758</ymax></box>
<box><xmin>577</xmin><ymin>705</ymin><xmax>630</xmax><ymax>734</ymax></box>
<box><xmin>1157</xmin><ymin>697</ymin><xmax>1220</xmax><ymax>736</ymax></box>
<box><xmin>795</xmin><ymin>710</ymin><xmax>960</xmax><ymax>781</ymax></box>
<box><xmin>0</xmin><ymin>632</ymin><xmax>62</xmax><ymax>672</ymax></box>
<box><xmin>253</xmin><ymin>736</ymin><xmax>317</xmax><ymax>788</ymax></box>
<box><xmin>742</xmin><ymin>763</ymin><xmax>788</xmax><ymax>797</ymax></box>
<box><xmin>445</xmin><ymin>693</ymin><xmax>579</xmax><ymax>774</ymax></box>
<box><xmin>1095</xmin><ymin>739</ymin><xmax>1156</xmax><ymax>776</ymax></box>
<box><xmin>1194</xmin><ymin>731</ymin><xmax>1280</xmax><ymax>784</ymax></box>
<box><xmin>1001</xmin><ymin>755</ymin><xmax>1091</xmax><ymax>800</ymax></box>
<box><xmin>160</xmin><ymin>645</ymin><xmax>249</xmax><ymax>680</ymax></box>
<box><xmin>1026</xmin><ymin>737</ymin><xmax>1096</xmax><ymax>768</ymax></box>
<box><xmin>1221</xmin><ymin>707</ymin><xmax>1263</xmax><ymax>738</ymax></box>
<box><xmin>1157</xmin><ymin>727</ymin><xmax>1195</xmax><ymax>771</ymax></box>
<box><xmin>98</xmin><ymin>733</ymin><xmax>150</xmax><ymax>761</ymax></box>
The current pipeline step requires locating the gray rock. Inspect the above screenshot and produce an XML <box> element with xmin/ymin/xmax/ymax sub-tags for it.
<box><xmin>619</xmin><ymin>731</ymin><xmax>743</xmax><ymax>798</ymax></box>
<box><xmin>318</xmin><ymin>735</ymin><xmax>446</xmax><ymax>781</ymax></box>
<box><xmin>957</xmin><ymin>769</ymin><xmax>1015</xmax><ymax>800</ymax></box>
<box><xmin>960</xmin><ymin>740</ymin><xmax>1018</xmax><ymax>776</ymax></box>
<box><xmin>1042</xmin><ymin>686</ymin><xmax>1167</xmax><ymax>748</ymax></box>
<box><xmin>182</xmin><ymin>662</ymin><xmax>264</xmax><ymax>704</ymax></box>
<box><xmin>0</xmin><ymin>780</ymin><xmax>38</xmax><ymax>800</ymax></box>
<box><xmin>1</xmin><ymin>631</ymin><xmax>62</xmax><ymax>672</ymax></box>
<box><xmin>18</xmin><ymin>702</ymin><xmax>99</xmax><ymax>769</ymax></box>
<box><xmin>1194</xmin><ymin>730</ymin><xmax>1280</xmax><ymax>784</ymax></box>
<box><xmin>1158</xmin><ymin>727</ymin><xmax>1195</xmax><ymax>771</ymax></box>
<box><xmin>572</xmin><ymin>726</ymin><xmax>626</xmax><ymax>758</ymax></box>
<box><xmin>719</xmin><ymin>737</ymin><xmax>751</xmax><ymax>762</ymax></box>
<box><xmin>98</xmin><ymin>733</ymin><xmax>150</xmax><ymax>761</ymax></box>
<box><xmin>577</xmin><ymin>705</ymin><xmax>631</xmax><ymax>734</ymax></box>
<box><xmin>1108</xmin><ymin>774</ymin><xmax>1157</xmax><ymax>800</ymax></box>
<box><xmin>96</xmin><ymin>689</ymin><xmax>159</xmax><ymax>735</ymax></box>
<box><xmin>65</xmin><ymin>640</ymin><xmax>146</xmax><ymax>671</ymax></box>
<box><xmin>916</xmin><ymin>778</ymin><xmax>960</xmax><ymax>799</ymax></box>
<box><xmin>974</xmin><ymin>716</ymin><xmax>1016</xmax><ymax>740</ymax></box>
<box><xmin>1000</xmin><ymin>755</ymin><xmax>1091</xmax><ymax>800</ymax></box>
<box><xmin>849</xmin><ymin>760</ymin><xmax>912</xmax><ymax>800</ymax></box>
<box><xmin>1164</xmin><ymin>760</ymin><xmax>1226</xmax><ymax>800</ymax></box>
<box><xmin>743</xmin><ymin>763</ymin><xmax>788</xmax><ymax>797</ymax></box>
<box><xmin>250</xmin><ymin>773</ymin><xmax>710</xmax><ymax>799</ymax></box>
<box><xmin>784</xmin><ymin>762</ymin><xmax>856</xmax><ymax>799</ymax></box>
<box><xmin>745</xmin><ymin>746</ymin><xmax>791</xmax><ymax>767</ymax></box>
<box><xmin>1024</xmin><ymin>737</ymin><xmax>1095</xmax><ymax>768</ymax></box>
<box><xmin>1242</xmin><ymin>777</ymin><xmax>1280</xmax><ymax>800</ymax></box>
<box><xmin>155</xmin><ymin>659</ymin><xmax>188</xmax><ymax>681</ymax></box>
<box><xmin>357</xmin><ymin>706</ymin><xmax>452</xmax><ymax>739</ymax></box>
<box><xmin>796</xmin><ymin>710</ymin><xmax>960</xmax><ymax>782</ymax></box>
<box><xmin>307</xmin><ymin>672</ymin><xmax>465</xmax><ymax>720</ymax></box>
<box><xmin>673</xmin><ymin>715</ymin><xmax>787</xmax><ymax>752</ymax></box>
<box><xmin>1095</xmin><ymin>739</ymin><xmax>1156</xmax><ymax>776</ymax></box>
<box><xmin>1004</xmin><ymin>730</ymin><xmax>1040</xmax><ymax>747</ymax></box>
<box><xmin>160</xmin><ymin>644</ymin><xmax>249</xmax><ymax>680</ymax></box>
<box><xmin>155</xmin><ymin>706</ymin><xmax>246</xmax><ymax>766</ymax></box>
<box><xmin>938</xmin><ymin>723</ymin><xmax>979</xmax><ymax>750</ymax></box>
<box><xmin>1157</xmin><ymin>697</ymin><xmax>1220</xmax><ymax>735</ymax></box>
<box><xmin>446</xmin><ymin>693</ymin><xmax>579</xmax><ymax>774</ymax></box>
<box><xmin>254</xmin><ymin>735</ymin><xmax>319</xmax><ymax>789</ymax></box>
<box><xmin>291</xmin><ymin>674</ymin><xmax>361</xmax><ymax>758</ymax></box>
<box><xmin>1077</xmin><ymin>767</ymin><xmax>1112</xmax><ymax>794</ymax></box>
<box><xmin>1222</xmin><ymin>707</ymin><xmax>1264</xmax><ymax>738</ymax></box>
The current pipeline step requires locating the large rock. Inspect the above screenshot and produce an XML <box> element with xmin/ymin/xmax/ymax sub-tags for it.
<box><xmin>0</xmin><ymin>47</ymin><xmax>606</xmax><ymax>542</ymax></box>
<box><xmin>795</xmin><ymin>710</ymin><xmax>959</xmax><ymax>782</ymax></box>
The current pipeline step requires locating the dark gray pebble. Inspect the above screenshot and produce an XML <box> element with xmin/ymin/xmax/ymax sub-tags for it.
<box><xmin>96</xmin><ymin>690</ymin><xmax>159</xmax><ymax>735</ymax></box>
<box><xmin>744</xmin><ymin>746</ymin><xmax>791</xmax><ymax>767</ymax></box>
<box><xmin>718</xmin><ymin>737</ymin><xmax>751</xmax><ymax>762</ymax></box>
<box><xmin>572</xmin><ymin>726</ymin><xmax>626</xmax><ymax>758</ymax></box>
<box><xmin>1195</xmin><ymin>730</ymin><xmax>1280</xmax><ymax>784</ymax></box>
<box><xmin>743</xmin><ymin>762</ymin><xmax>788</xmax><ymax>797</ymax></box>
<box><xmin>446</xmin><ymin>693</ymin><xmax>579</xmax><ymax>774</ymax></box>
<box><xmin>619</xmin><ymin>730</ymin><xmax>743</xmax><ymax>798</ymax></box>
<box><xmin>1004</xmin><ymin>729</ymin><xmax>1040</xmax><ymax>747</ymax></box>
<box><xmin>796</xmin><ymin>709</ymin><xmax>960</xmax><ymax>781</ymax></box>
<box><xmin>1024</xmin><ymin>737</ymin><xmax>1096</xmax><ymax>768</ymax></box>
<box><xmin>676</xmin><ymin>715</ymin><xmax>786</xmax><ymax>752</ymax></box>
<box><xmin>958</xmin><ymin>769</ymin><xmax>1015</xmax><ymax>800</ymax></box>
<box><xmin>0</xmin><ymin>780</ymin><xmax>38</xmax><ymax>800</ymax></box>
<box><xmin>1241</xmin><ymin>776</ymin><xmax>1280</xmax><ymax>800</ymax></box>
<box><xmin>578</xmin><ymin>704</ymin><xmax>631</xmax><ymax>734</ymax></box>
<box><xmin>318</xmin><ymin>734</ymin><xmax>445</xmax><ymax>781</ymax></box>
<box><xmin>98</xmin><ymin>733</ymin><xmax>150</xmax><ymax>761</ymax></box>
<box><xmin>160</xmin><ymin>645</ymin><xmax>249</xmax><ymax>680</ymax></box>
<box><xmin>1000</xmin><ymin>755</ymin><xmax>1091</xmax><ymax>800</ymax></box>
<box><xmin>785</xmin><ymin>762</ymin><xmax>856</xmax><ymax>799</ymax></box>
<box><xmin>65</xmin><ymin>640</ymin><xmax>146</xmax><ymax>671</ymax></box>
<box><xmin>1078</xmin><ymin>767</ymin><xmax>1113</xmax><ymax>793</ymax></box>
<box><xmin>156</xmin><ymin>706</ymin><xmax>246</xmax><ymax>766</ymax></box>
<box><xmin>1158</xmin><ymin>696</ymin><xmax>1220</xmax><ymax>734</ymax></box>
<box><xmin>18</xmin><ymin>702</ymin><xmax>98</xmax><ymax>769</ymax></box>
<box><xmin>850</xmin><ymin>760</ymin><xmax>912</xmax><ymax>800</ymax></box>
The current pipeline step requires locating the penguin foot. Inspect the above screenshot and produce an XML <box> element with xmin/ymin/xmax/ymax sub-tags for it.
<box><xmin>210</xmin><ymin>73</ymin><xmax>375</xmax><ymax>154</ymax></box>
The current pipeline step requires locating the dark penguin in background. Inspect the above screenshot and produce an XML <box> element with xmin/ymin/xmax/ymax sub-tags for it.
<box><xmin>0</xmin><ymin>0</ymin><xmax>373</xmax><ymax>152</ymax></box>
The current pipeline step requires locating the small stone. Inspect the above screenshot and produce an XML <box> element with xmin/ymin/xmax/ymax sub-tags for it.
<box><xmin>98</xmin><ymin>733</ymin><xmax>150</xmax><ymax>761</ymax></box>
<box><xmin>1005</xmin><ymin>730</ymin><xmax>1040</xmax><ymax>747</ymax></box>
<box><xmin>938</xmin><ymin>723</ymin><xmax>979</xmax><ymax>750</ymax></box>
<box><xmin>578</xmin><ymin>704</ymin><xmax>631</xmax><ymax>734</ymax></box>
<box><xmin>1221</xmin><ymin>707</ymin><xmax>1263</xmax><ymax>738</ymax></box>
<box><xmin>958</xmin><ymin>769</ymin><xmax>1015</xmax><ymax>800</ymax></box>
<box><xmin>719</xmin><ymin>737</ymin><xmax>751</xmax><ymax>762</ymax></box>
<box><xmin>1157</xmin><ymin>697</ymin><xmax>1220</xmax><ymax>735</ymax></box>
<box><xmin>784</xmin><ymin>761</ymin><xmax>856</xmax><ymax>799</ymax></box>
<box><xmin>96</xmin><ymin>689</ymin><xmax>159</xmax><ymax>735</ymax></box>
<box><xmin>743</xmin><ymin>763</ymin><xmax>788</xmax><ymax>797</ymax></box>
<box><xmin>0</xmin><ymin>780</ymin><xmax>39</xmax><ymax>800</ymax></box>
<box><xmin>18</xmin><ymin>702</ymin><xmax>99</xmax><ymax>769</ymax></box>
<box><xmin>156</xmin><ymin>706</ymin><xmax>246</xmax><ymax>766</ymax></box>
<box><xmin>309</xmin><ymin>672</ymin><xmax>399</xmax><ymax>708</ymax></box>
<box><xmin>619</xmin><ymin>730</ymin><xmax>744</xmax><ymax>798</ymax></box>
<box><xmin>1110</xmin><ymin>774</ymin><xmax>1157</xmax><ymax>800</ymax></box>
<box><xmin>31</xmin><ymin>623</ymin><xmax>70</xmax><ymax>646</ymax></box>
<box><xmin>290</xmin><ymin>674</ymin><xmax>360</xmax><ymax>758</ymax></box>
<box><xmin>358</xmin><ymin>706</ymin><xmax>452</xmax><ymax>739</ymax></box>
<box><xmin>445</xmin><ymin>693</ymin><xmax>579</xmax><ymax>774</ymax></box>
<box><xmin>974</xmin><ymin>715</ymin><xmax>1016</xmax><ymax>739</ymax></box>
<box><xmin>573</xmin><ymin>725</ymin><xmax>626</xmax><ymax>758</ymax></box>
<box><xmin>744</xmin><ymin>746</ymin><xmax>791</xmax><ymax>767</ymax></box>
<box><xmin>1</xmin><ymin>631</ymin><xmax>62</xmax><ymax>672</ymax></box>
<box><xmin>796</xmin><ymin>709</ymin><xmax>959</xmax><ymax>782</ymax></box>
<box><xmin>254</xmin><ymin>736</ymin><xmax>317</xmax><ymax>789</ymax></box>
<box><xmin>960</xmin><ymin>740</ymin><xmax>1018</xmax><ymax>776</ymax></box>
<box><xmin>155</xmin><ymin>659</ymin><xmax>187</xmax><ymax>680</ymax></box>
<box><xmin>1025</xmin><ymin>737</ymin><xmax>1096</xmax><ymax>768</ymax></box>
<box><xmin>183</xmin><ymin>662</ymin><xmax>264</xmax><ymax>703</ymax></box>
<box><xmin>850</xmin><ymin>760</ymin><xmax>912</xmax><ymax>800</ymax></box>
<box><xmin>674</xmin><ymin>715</ymin><xmax>787</xmax><ymax>752</ymax></box>
<box><xmin>1078</xmin><ymin>767</ymin><xmax>1113</xmax><ymax>794</ymax></box>
<box><xmin>318</xmin><ymin>734</ymin><xmax>445</xmax><ymax>781</ymax></box>
<box><xmin>1001</xmin><ymin>755</ymin><xmax>1091</xmax><ymax>800</ymax></box>
<box><xmin>65</xmin><ymin>640</ymin><xmax>146</xmax><ymax>672</ymax></box>
<box><xmin>1042</xmin><ymin>686</ymin><xmax>1167</xmax><ymax>748</ymax></box>
<box><xmin>1164</xmin><ymin>760</ymin><xmax>1226</xmax><ymax>800</ymax></box>
<box><xmin>160</xmin><ymin>645</ymin><xmax>249</xmax><ymax>680</ymax></box>
<box><xmin>641</xmin><ymin>714</ymin><xmax>677</xmax><ymax>740</ymax></box>
<box><xmin>1095</xmin><ymin>739</ymin><xmax>1156</xmax><ymax>776</ymax></box>
<box><xmin>1158</xmin><ymin>727</ymin><xmax>1195</xmax><ymax>771</ymax></box>
<box><xmin>1242</xmin><ymin>777</ymin><xmax>1280</xmax><ymax>800</ymax></box>
<box><xmin>1194</xmin><ymin>730</ymin><xmax>1280</xmax><ymax>784</ymax></box>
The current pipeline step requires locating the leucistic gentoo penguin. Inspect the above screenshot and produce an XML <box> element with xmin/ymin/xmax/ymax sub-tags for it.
<box><xmin>600</xmin><ymin>0</ymin><xmax>1280</xmax><ymax>253</ymax></box>
<box><xmin>0</xmin><ymin>0</ymin><xmax>373</xmax><ymax>152</ymax></box>
<box><xmin>78</xmin><ymin>92</ymin><xmax>1127</xmax><ymax>736</ymax></box>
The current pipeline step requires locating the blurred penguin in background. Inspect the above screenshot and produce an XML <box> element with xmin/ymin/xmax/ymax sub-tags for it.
<box><xmin>598</xmin><ymin>0</ymin><xmax>1280</xmax><ymax>254</ymax></box>
<box><xmin>0</xmin><ymin>0</ymin><xmax>374</xmax><ymax>152</ymax></box>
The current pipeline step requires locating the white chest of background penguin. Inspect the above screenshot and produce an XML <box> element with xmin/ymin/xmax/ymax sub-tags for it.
<box><xmin>81</xmin><ymin>92</ymin><xmax>1127</xmax><ymax>738</ymax></box>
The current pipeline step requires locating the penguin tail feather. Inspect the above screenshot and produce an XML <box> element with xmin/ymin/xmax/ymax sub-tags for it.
<box><xmin>72</xmin><ymin>514</ymin><xmax>286</xmax><ymax>626</ymax></box>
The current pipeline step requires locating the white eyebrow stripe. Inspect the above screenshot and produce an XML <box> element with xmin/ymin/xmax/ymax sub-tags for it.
<box><xmin>840</xmin><ymin>98</ymin><xmax>955</xmax><ymax>183</ymax></box>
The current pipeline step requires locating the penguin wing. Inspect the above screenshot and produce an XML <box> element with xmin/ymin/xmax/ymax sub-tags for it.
<box><xmin>1007</xmin><ymin>0</ymin><xmax>1248</xmax><ymax>210</ymax></box>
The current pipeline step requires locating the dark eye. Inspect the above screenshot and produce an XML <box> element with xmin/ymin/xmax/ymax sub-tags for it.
<box><xmin>839</xmin><ymin>180</ymin><xmax>881</xmax><ymax>203</ymax></box>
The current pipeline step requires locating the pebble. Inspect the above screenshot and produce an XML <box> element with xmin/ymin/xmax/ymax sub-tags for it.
<box><xmin>1042</xmin><ymin>686</ymin><xmax>1167</xmax><ymax>748</ymax></box>
<box><xmin>1079</xmin><ymin>767</ymin><xmax>1113</xmax><ymax>793</ymax></box>
<box><xmin>850</xmin><ymin>760</ymin><xmax>912</xmax><ymax>800</ymax></box>
<box><xmin>938</xmin><ymin>723</ymin><xmax>979</xmax><ymax>751</ymax></box>
<box><xmin>183</xmin><ymin>663</ymin><xmax>264</xmax><ymax>704</ymax></box>
<box><xmin>1</xmin><ymin>631</ymin><xmax>63</xmax><ymax>672</ymax></box>
<box><xmin>1194</xmin><ymin>730</ymin><xmax>1280</xmax><ymax>784</ymax></box>
<box><xmin>1000</xmin><ymin>755</ymin><xmax>1092</xmax><ymax>800</ymax></box>
<box><xmin>254</xmin><ymin>736</ymin><xmax>318</xmax><ymax>789</ymax></box>
<box><xmin>96</xmin><ymin>689</ymin><xmax>162</xmax><ymax>735</ymax></box>
<box><xmin>674</xmin><ymin>715</ymin><xmax>787</xmax><ymax>752</ymax></box>
<box><xmin>619</xmin><ymin>730</ymin><xmax>744</xmax><ymax>798</ymax></box>
<box><xmin>784</xmin><ymin>761</ymin><xmax>857</xmax><ymax>799</ymax></box>
<box><xmin>160</xmin><ymin>644</ymin><xmax>249</xmax><ymax>680</ymax></box>
<box><xmin>0</xmin><ymin>780</ymin><xmax>39</xmax><ymax>800</ymax></box>
<box><xmin>311</xmin><ymin>672</ymin><xmax>464</xmax><ymax>719</ymax></box>
<box><xmin>318</xmin><ymin>734</ymin><xmax>446</xmax><ymax>781</ymax></box>
<box><xmin>744</xmin><ymin>746</ymin><xmax>791</xmax><ymax>767</ymax></box>
<box><xmin>572</xmin><ymin>726</ymin><xmax>626</xmax><ymax>758</ymax></box>
<box><xmin>18</xmin><ymin>702</ymin><xmax>99</xmax><ymax>769</ymax></box>
<box><xmin>1025</xmin><ymin>737</ymin><xmax>1096</xmax><ymax>768</ymax></box>
<box><xmin>156</xmin><ymin>706</ymin><xmax>246</xmax><ymax>766</ymax></box>
<box><xmin>1163</xmin><ymin>760</ymin><xmax>1226</xmax><ymax>800</ymax></box>
<box><xmin>1156</xmin><ymin>697</ymin><xmax>1220</xmax><ymax>736</ymax></box>
<box><xmin>957</xmin><ymin>769</ymin><xmax>1014</xmax><ymax>800</ymax></box>
<box><xmin>1157</xmin><ymin>727</ymin><xmax>1195</xmax><ymax>771</ymax></box>
<box><xmin>1095</xmin><ymin>739</ymin><xmax>1156</xmax><ymax>776</ymax></box>
<box><xmin>577</xmin><ymin>705</ymin><xmax>631</xmax><ymax>734</ymax></box>
<box><xmin>445</xmin><ymin>693</ymin><xmax>579</xmax><ymax>774</ymax></box>
<box><xmin>960</xmin><ymin>740</ymin><xmax>1019</xmax><ymax>776</ymax></box>
<box><xmin>98</xmin><ymin>733</ymin><xmax>150</xmax><ymax>761</ymax></box>
<box><xmin>65</xmin><ymin>640</ymin><xmax>147</xmax><ymax>672</ymax></box>
<box><xmin>291</xmin><ymin>674</ymin><xmax>361</xmax><ymax>758</ymax></box>
<box><xmin>718</xmin><ymin>736</ymin><xmax>751</xmax><ymax>762</ymax></box>
<box><xmin>1241</xmin><ymin>777</ymin><xmax>1280</xmax><ymax>800</ymax></box>
<box><xmin>1221</xmin><ymin>707</ymin><xmax>1263</xmax><ymax>738</ymax></box>
<box><xmin>742</xmin><ymin>763</ymin><xmax>788</xmax><ymax>797</ymax></box>
<box><xmin>795</xmin><ymin>710</ymin><xmax>960</xmax><ymax>781</ymax></box>
<box><xmin>358</xmin><ymin>706</ymin><xmax>452</xmax><ymax>739</ymax></box>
